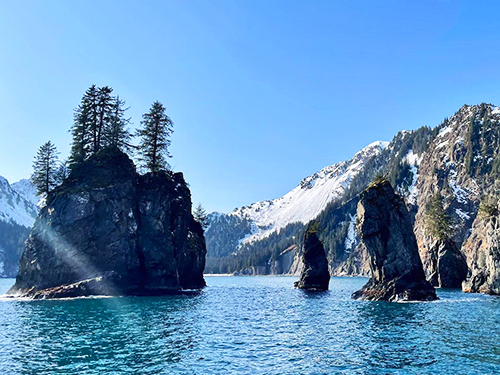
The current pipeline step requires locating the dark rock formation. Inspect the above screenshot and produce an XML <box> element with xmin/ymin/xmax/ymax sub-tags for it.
<box><xmin>294</xmin><ymin>229</ymin><xmax>330</xmax><ymax>290</ymax></box>
<box><xmin>462</xmin><ymin>207</ymin><xmax>500</xmax><ymax>295</ymax></box>
<box><xmin>352</xmin><ymin>181</ymin><xmax>437</xmax><ymax>301</ymax></box>
<box><xmin>8</xmin><ymin>146</ymin><xmax>206</xmax><ymax>298</ymax></box>
<box><xmin>427</xmin><ymin>239</ymin><xmax>468</xmax><ymax>288</ymax></box>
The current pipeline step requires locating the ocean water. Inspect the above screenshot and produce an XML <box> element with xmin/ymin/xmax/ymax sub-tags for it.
<box><xmin>0</xmin><ymin>276</ymin><xmax>499</xmax><ymax>375</ymax></box>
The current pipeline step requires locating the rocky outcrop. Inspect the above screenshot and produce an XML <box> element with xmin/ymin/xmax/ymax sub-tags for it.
<box><xmin>352</xmin><ymin>181</ymin><xmax>437</xmax><ymax>301</ymax></box>
<box><xmin>427</xmin><ymin>239</ymin><xmax>468</xmax><ymax>288</ymax></box>
<box><xmin>413</xmin><ymin>105</ymin><xmax>500</xmax><ymax>282</ymax></box>
<box><xmin>8</xmin><ymin>146</ymin><xmax>206</xmax><ymax>298</ymax></box>
<box><xmin>462</xmin><ymin>207</ymin><xmax>500</xmax><ymax>295</ymax></box>
<box><xmin>294</xmin><ymin>229</ymin><xmax>330</xmax><ymax>290</ymax></box>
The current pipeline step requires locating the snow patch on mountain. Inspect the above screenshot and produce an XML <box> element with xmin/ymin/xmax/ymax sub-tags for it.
<box><xmin>0</xmin><ymin>176</ymin><xmax>38</xmax><ymax>228</ymax></box>
<box><xmin>344</xmin><ymin>213</ymin><xmax>357</xmax><ymax>253</ymax></box>
<box><xmin>230</xmin><ymin>141</ymin><xmax>388</xmax><ymax>246</ymax></box>
<box><xmin>404</xmin><ymin>150</ymin><xmax>423</xmax><ymax>205</ymax></box>
<box><xmin>11</xmin><ymin>179</ymin><xmax>39</xmax><ymax>207</ymax></box>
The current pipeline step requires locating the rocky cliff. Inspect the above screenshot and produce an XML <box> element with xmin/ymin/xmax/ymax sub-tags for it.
<box><xmin>205</xmin><ymin>103</ymin><xmax>500</xmax><ymax>294</ymax></box>
<box><xmin>352</xmin><ymin>180</ymin><xmax>437</xmax><ymax>301</ymax></box>
<box><xmin>8</xmin><ymin>146</ymin><xmax>206</xmax><ymax>298</ymax></box>
<box><xmin>427</xmin><ymin>239</ymin><xmax>467</xmax><ymax>288</ymax></box>
<box><xmin>462</xmin><ymin>202</ymin><xmax>500</xmax><ymax>295</ymax></box>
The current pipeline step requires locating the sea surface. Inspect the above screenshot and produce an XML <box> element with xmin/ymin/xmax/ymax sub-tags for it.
<box><xmin>0</xmin><ymin>276</ymin><xmax>499</xmax><ymax>374</ymax></box>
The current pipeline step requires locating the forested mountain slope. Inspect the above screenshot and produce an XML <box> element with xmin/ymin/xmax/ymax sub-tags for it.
<box><xmin>206</xmin><ymin>103</ymin><xmax>498</xmax><ymax>280</ymax></box>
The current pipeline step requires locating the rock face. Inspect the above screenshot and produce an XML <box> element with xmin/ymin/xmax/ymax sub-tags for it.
<box><xmin>427</xmin><ymin>239</ymin><xmax>468</xmax><ymax>288</ymax></box>
<box><xmin>8</xmin><ymin>146</ymin><xmax>206</xmax><ymax>298</ymax></box>
<box><xmin>294</xmin><ymin>229</ymin><xmax>330</xmax><ymax>291</ymax></box>
<box><xmin>462</xmin><ymin>208</ymin><xmax>500</xmax><ymax>295</ymax></box>
<box><xmin>352</xmin><ymin>181</ymin><xmax>437</xmax><ymax>301</ymax></box>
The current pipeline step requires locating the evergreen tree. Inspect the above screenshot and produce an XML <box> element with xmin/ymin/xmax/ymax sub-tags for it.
<box><xmin>82</xmin><ymin>84</ymin><xmax>100</xmax><ymax>154</ymax></box>
<box><xmin>54</xmin><ymin>158</ymin><xmax>70</xmax><ymax>183</ymax></box>
<box><xmin>194</xmin><ymin>203</ymin><xmax>209</xmax><ymax>229</ymax></box>
<box><xmin>425</xmin><ymin>192</ymin><xmax>453</xmax><ymax>240</ymax></box>
<box><xmin>31</xmin><ymin>141</ymin><xmax>60</xmax><ymax>195</ymax></box>
<box><xmin>136</xmin><ymin>101</ymin><xmax>174</xmax><ymax>172</ymax></box>
<box><xmin>69</xmin><ymin>99</ymin><xmax>90</xmax><ymax>166</ymax></box>
<box><xmin>69</xmin><ymin>85</ymin><xmax>99</xmax><ymax>167</ymax></box>
<box><xmin>95</xmin><ymin>86</ymin><xmax>113</xmax><ymax>151</ymax></box>
<box><xmin>104</xmin><ymin>95</ymin><xmax>132</xmax><ymax>152</ymax></box>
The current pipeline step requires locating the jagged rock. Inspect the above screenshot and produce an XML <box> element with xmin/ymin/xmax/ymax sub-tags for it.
<box><xmin>462</xmin><ymin>208</ymin><xmax>500</xmax><ymax>295</ymax></box>
<box><xmin>352</xmin><ymin>181</ymin><xmax>437</xmax><ymax>301</ymax></box>
<box><xmin>8</xmin><ymin>146</ymin><xmax>206</xmax><ymax>298</ymax></box>
<box><xmin>294</xmin><ymin>230</ymin><xmax>330</xmax><ymax>290</ymax></box>
<box><xmin>427</xmin><ymin>239</ymin><xmax>468</xmax><ymax>288</ymax></box>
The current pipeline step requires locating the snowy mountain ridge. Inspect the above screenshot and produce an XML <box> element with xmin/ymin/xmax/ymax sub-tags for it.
<box><xmin>228</xmin><ymin>140</ymin><xmax>389</xmax><ymax>246</ymax></box>
<box><xmin>11</xmin><ymin>178</ymin><xmax>39</xmax><ymax>207</ymax></box>
<box><xmin>0</xmin><ymin>175</ymin><xmax>38</xmax><ymax>228</ymax></box>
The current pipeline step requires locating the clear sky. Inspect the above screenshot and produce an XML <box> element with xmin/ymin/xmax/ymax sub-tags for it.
<box><xmin>1</xmin><ymin>0</ymin><xmax>500</xmax><ymax>213</ymax></box>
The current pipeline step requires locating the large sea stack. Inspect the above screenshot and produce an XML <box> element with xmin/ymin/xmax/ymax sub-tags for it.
<box><xmin>462</xmin><ymin>202</ymin><xmax>500</xmax><ymax>295</ymax></box>
<box><xmin>8</xmin><ymin>146</ymin><xmax>206</xmax><ymax>298</ymax></box>
<box><xmin>427</xmin><ymin>239</ymin><xmax>468</xmax><ymax>288</ymax></box>
<box><xmin>294</xmin><ymin>226</ymin><xmax>330</xmax><ymax>291</ymax></box>
<box><xmin>352</xmin><ymin>180</ymin><xmax>437</xmax><ymax>302</ymax></box>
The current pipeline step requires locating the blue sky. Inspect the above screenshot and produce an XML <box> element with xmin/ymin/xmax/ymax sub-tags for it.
<box><xmin>1</xmin><ymin>0</ymin><xmax>500</xmax><ymax>213</ymax></box>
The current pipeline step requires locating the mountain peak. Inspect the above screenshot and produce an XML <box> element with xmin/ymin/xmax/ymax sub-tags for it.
<box><xmin>228</xmin><ymin>140</ymin><xmax>387</xmax><ymax>246</ymax></box>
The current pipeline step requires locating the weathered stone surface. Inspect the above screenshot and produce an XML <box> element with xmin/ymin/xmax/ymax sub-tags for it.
<box><xmin>8</xmin><ymin>146</ymin><xmax>206</xmax><ymax>298</ymax></box>
<box><xmin>352</xmin><ymin>181</ymin><xmax>437</xmax><ymax>302</ymax></box>
<box><xmin>294</xmin><ymin>230</ymin><xmax>330</xmax><ymax>291</ymax></box>
<box><xmin>462</xmin><ymin>207</ymin><xmax>500</xmax><ymax>295</ymax></box>
<box><xmin>427</xmin><ymin>239</ymin><xmax>468</xmax><ymax>288</ymax></box>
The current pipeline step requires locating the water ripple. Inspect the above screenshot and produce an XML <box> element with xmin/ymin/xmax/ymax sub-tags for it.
<box><xmin>0</xmin><ymin>277</ymin><xmax>499</xmax><ymax>374</ymax></box>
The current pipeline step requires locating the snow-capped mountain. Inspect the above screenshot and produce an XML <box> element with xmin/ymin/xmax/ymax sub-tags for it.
<box><xmin>11</xmin><ymin>178</ymin><xmax>39</xmax><ymax>208</ymax></box>
<box><xmin>0</xmin><ymin>175</ymin><xmax>38</xmax><ymax>277</ymax></box>
<box><xmin>230</xmin><ymin>141</ymin><xmax>389</xmax><ymax>245</ymax></box>
<box><xmin>0</xmin><ymin>176</ymin><xmax>38</xmax><ymax>228</ymax></box>
<box><xmin>205</xmin><ymin>102</ymin><xmax>500</xmax><ymax>279</ymax></box>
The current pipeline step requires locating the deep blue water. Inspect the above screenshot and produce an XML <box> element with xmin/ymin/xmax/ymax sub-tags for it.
<box><xmin>0</xmin><ymin>276</ymin><xmax>499</xmax><ymax>374</ymax></box>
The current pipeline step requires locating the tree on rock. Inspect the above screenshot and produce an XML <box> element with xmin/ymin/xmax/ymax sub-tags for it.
<box><xmin>194</xmin><ymin>203</ymin><xmax>209</xmax><ymax>230</ymax></box>
<box><xmin>136</xmin><ymin>101</ymin><xmax>174</xmax><ymax>172</ymax></box>
<box><xmin>426</xmin><ymin>192</ymin><xmax>453</xmax><ymax>240</ymax></box>
<box><xmin>31</xmin><ymin>141</ymin><xmax>60</xmax><ymax>195</ymax></box>
<box><xmin>70</xmin><ymin>85</ymin><xmax>131</xmax><ymax>167</ymax></box>
<box><xmin>69</xmin><ymin>85</ymin><xmax>98</xmax><ymax>167</ymax></box>
<box><xmin>104</xmin><ymin>95</ymin><xmax>132</xmax><ymax>152</ymax></box>
<box><xmin>95</xmin><ymin>86</ymin><xmax>113</xmax><ymax>152</ymax></box>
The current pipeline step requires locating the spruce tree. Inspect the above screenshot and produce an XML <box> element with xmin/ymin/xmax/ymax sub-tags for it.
<box><xmin>425</xmin><ymin>192</ymin><xmax>453</xmax><ymax>240</ymax></box>
<box><xmin>194</xmin><ymin>203</ymin><xmax>209</xmax><ymax>229</ymax></box>
<box><xmin>31</xmin><ymin>141</ymin><xmax>60</xmax><ymax>196</ymax></box>
<box><xmin>83</xmin><ymin>85</ymin><xmax>99</xmax><ymax>156</ymax></box>
<box><xmin>136</xmin><ymin>101</ymin><xmax>174</xmax><ymax>172</ymax></box>
<box><xmin>54</xmin><ymin>158</ymin><xmax>70</xmax><ymax>183</ymax></box>
<box><xmin>69</xmin><ymin>100</ymin><xmax>90</xmax><ymax>167</ymax></box>
<box><xmin>95</xmin><ymin>86</ymin><xmax>113</xmax><ymax>151</ymax></box>
<box><xmin>104</xmin><ymin>95</ymin><xmax>132</xmax><ymax>152</ymax></box>
<box><xmin>69</xmin><ymin>85</ymin><xmax>99</xmax><ymax>167</ymax></box>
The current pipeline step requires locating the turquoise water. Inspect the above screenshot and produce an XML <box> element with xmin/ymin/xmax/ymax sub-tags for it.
<box><xmin>0</xmin><ymin>276</ymin><xmax>499</xmax><ymax>374</ymax></box>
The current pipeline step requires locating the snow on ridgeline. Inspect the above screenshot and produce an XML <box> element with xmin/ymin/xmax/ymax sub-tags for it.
<box><xmin>0</xmin><ymin>176</ymin><xmax>38</xmax><ymax>228</ymax></box>
<box><xmin>11</xmin><ymin>179</ymin><xmax>39</xmax><ymax>207</ymax></box>
<box><xmin>230</xmin><ymin>141</ymin><xmax>389</xmax><ymax>246</ymax></box>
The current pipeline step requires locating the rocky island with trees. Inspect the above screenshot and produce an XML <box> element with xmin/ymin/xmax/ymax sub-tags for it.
<box><xmin>8</xmin><ymin>85</ymin><xmax>207</xmax><ymax>298</ymax></box>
